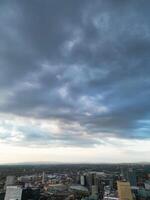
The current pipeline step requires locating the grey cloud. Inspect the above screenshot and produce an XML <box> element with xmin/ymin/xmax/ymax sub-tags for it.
<box><xmin>0</xmin><ymin>122</ymin><xmax>100</xmax><ymax>147</ymax></box>
<box><xmin>0</xmin><ymin>0</ymin><xmax>150</xmax><ymax>147</ymax></box>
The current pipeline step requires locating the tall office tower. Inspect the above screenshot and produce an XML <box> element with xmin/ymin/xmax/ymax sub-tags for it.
<box><xmin>4</xmin><ymin>186</ymin><xmax>22</xmax><ymax>200</ymax></box>
<box><xmin>128</xmin><ymin>168</ymin><xmax>137</xmax><ymax>186</ymax></box>
<box><xmin>117</xmin><ymin>181</ymin><xmax>133</xmax><ymax>200</ymax></box>
<box><xmin>91</xmin><ymin>173</ymin><xmax>96</xmax><ymax>185</ymax></box>
<box><xmin>80</xmin><ymin>175</ymin><xmax>86</xmax><ymax>186</ymax></box>
<box><xmin>85</xmin><ymin>173</ymin><xmax>95</xmax><ymax>188</ymax></box>
<box><xmin>98</xmin><ymin>179</ymin><xmax>104</xmax><ymax>200</ymax></box>
<box><xmin>76</xmin><ymin>173</ymin><xmax>80</xmax><ymax>184</ymax></box>
<box><xmin>42</xmin><ymin>171</ymin><xmax>46</xmax><ymax>184</ymax></box>
<box><xmin>6</xmin><ymin>176</ymin><xmax>16</xmax><ymax>187</ymax></box>
<box><xmin>121</xmin><ymin>167</ymin><xmax>137</xmax><ymax>186</ymax></box>
<box><xmin>91</xmin><ymin>173</ymin><xmax>97</xmax><ymax>195</ymax></box>
<box><xmin>120</xmin><ymin>167</ymin><xmax>124</xmax><ymax>179</ymax></box>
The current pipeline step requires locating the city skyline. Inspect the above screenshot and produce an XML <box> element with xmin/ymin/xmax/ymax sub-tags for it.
<box><xmin>0</xmin><ymin>0</ymin><xmax>150</xmax><ymax>163</ymax></box>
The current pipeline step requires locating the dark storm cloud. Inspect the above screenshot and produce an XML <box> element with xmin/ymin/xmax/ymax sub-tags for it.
<box><xmin>0</xmin><ymin>0</ymin><xmax>150</xmax><ymax>146</ymax></box>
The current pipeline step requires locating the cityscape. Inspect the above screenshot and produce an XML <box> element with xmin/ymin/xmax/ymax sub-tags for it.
<box><xmin>0</xmin><ymin>163</ymin><xmax>150</xmax><ymax>200</ymax></box>
<box><xmin>0</xmin><ymin>0</ymin><xmax>150</xmax><ymax>200</ymax></box>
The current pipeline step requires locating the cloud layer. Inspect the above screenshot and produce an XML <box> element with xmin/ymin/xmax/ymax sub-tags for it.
<box><xmin>0</xmin><ymin>0</ymin><xmax>150</xmax><ymax>149</ymax></box>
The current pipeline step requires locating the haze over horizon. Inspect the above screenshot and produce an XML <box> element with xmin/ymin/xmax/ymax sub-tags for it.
<box><xmin>0</xmin><ymin>0</ymin><xmax>150</xmax><ymax>164</ymax></box>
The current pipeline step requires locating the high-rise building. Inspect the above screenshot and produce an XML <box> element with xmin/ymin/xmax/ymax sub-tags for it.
<box><xmin>120</xmin><ymin>167</ymin><xmax>137</xmax><ymax>187</ymax></box>
<box><xmin>128</xmin><ymin>168</ymin><xmax>137</xmax><ymax>187</ymax></box>
<box><xmin>85</xmin><ymin>173</ymin><xmax>95</xmax><ymax>189</ymax></box>
<box><xmin>42</xmin><ymin>172</ymin><xmax>45</xmax><ymax>184</ymax></box>
<box><xmin>4</xmin><ymin>186</ymin><xmax>22</xmax><ymax>200</ymax></box>
<box><xmin>91</xmin><ymin>173</ymin><xmax>96</xmax><ymax>186</ymax></box>
<box><xmin>117</xmin><ymin>181</ymin><xmax>133</xmax><ymax>200</ymax></box>
<box><xmin>80</xmin><ymin>175</ymin><xmax>86</xmax><ymax>186</ymax></box>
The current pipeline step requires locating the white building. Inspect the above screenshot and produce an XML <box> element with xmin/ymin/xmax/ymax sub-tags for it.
<box><xmin>4</xmin><ymin>186</ymin><xmax>22</xmax><ymax>200</ymax></box>
<box><xmin>80</xmin><ymin>175</ymin><xmax>85</xmax><ymax>186</ymax></box>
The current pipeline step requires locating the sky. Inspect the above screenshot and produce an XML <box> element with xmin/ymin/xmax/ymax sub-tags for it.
<box><xmin>0</xmin><ymin>0</ymin><xmax>150</xmax><ymax>164</ymax></box>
